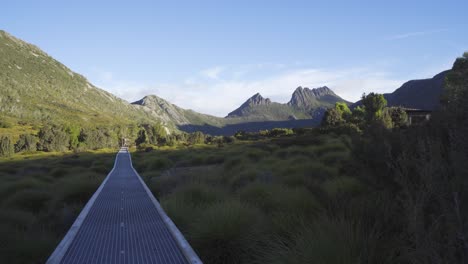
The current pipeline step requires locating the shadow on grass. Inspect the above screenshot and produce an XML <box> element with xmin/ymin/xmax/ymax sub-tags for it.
<box><xmin>0</xmin><ymin>133</ymin><xmax>375</xmax><ymax>264</ymax></box>
<box><xmin>0</xmin><ymin>151</ymin><xmax>117</xmax><ymax>263</ymax></box>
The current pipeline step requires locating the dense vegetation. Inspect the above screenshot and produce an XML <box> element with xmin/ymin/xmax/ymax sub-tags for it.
<box><xmin>0</xmin><ymin>47</ymin><xmax>466</xmax><ymax>264</ymax></box>
<box><xmin>0</xmin><ymin>150</ymin><xmax>115</xmax><ymax>263</ymax></box>
<box><xmin>129</xmin><ymin>53</ymin><xmax>468</xmax><ymax>264</ymax></box>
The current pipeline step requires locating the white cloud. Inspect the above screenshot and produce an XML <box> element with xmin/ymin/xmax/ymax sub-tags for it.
<box><xmin>200</xmin><ymin>66</ymin><xmax>224</xmax><ymax>79</ymax></box>
<box><xmin>90</xmin><ymin>65</ymin><xmax>409</xmax><ymax>117</ymax></box>
<box><xmin>157</xmin><ymin>66</ymin><xmax>404</xmax><ymax>116</ymax></box>
<box><xmin>386</xmin><ymin>29</ymin><xmax>449</xmax><ymax>40</ymax></box>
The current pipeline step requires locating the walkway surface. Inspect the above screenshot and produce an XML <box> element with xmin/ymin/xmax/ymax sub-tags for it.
<box><xmin>47</xmin><ymin>148</ymin><xmax>202</xmax><ymax>264</ymax></box>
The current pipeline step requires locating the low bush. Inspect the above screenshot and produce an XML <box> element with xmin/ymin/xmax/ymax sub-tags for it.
<box><xmin>190</xmin><ymin>200</ymin><xmax>265</xmax><ymax>264</ymax></box>
<box><xmin>3</xmin><ymin>189</ymin><xmax>52</xmax><ymax>213</ymax></box>
<box><xmin>321</xmin><ymin>176</ymin><xmax>364</xmax><ymax>198</ymax></box>
<box><xmin>263</xmin><ymin>216</ymin><xmax>379</xmax><ymax>264</ymax></box>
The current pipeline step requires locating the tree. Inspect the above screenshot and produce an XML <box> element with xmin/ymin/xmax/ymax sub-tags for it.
<box><xmin>188</xmin><ymin>131</ymin><xmax>205</xmax><ymax>145</ymax></box>
<box><xmin>0</xmin><ymin>136</ymin><xmax>14</xmax><ymax>157</ymax></box>
<box><xmin>350</xmin><ymin>106</ymin><xmax>366</xmax><ymax>127</ymax></box>
<box><xmin>384</xmin><ymin>107</ymin><xmax>408</xmax><ymax>128</ymax></box>
<box><xmin>14</xmin><ymin>134</ymin><xmax>37</xmax><ymax>153</ymax></box>
<box><xmin>335</xmin><ymin>102</ymin><xmax>352</xmax><ymax>119</ymax></box>
<box><xmin>361</xmin><ymin>93</ymin><xmax>387</xmax><ymax>122</ymax></box>
<box><xmin>37</xmin><ymin>125</ymin><xmax>70</xmax><ymax>152</ymax></box>
<box><xmin>322</xmin><ymin>108</ymin><xmax>345</xmax><ymax>127</ymax></box>
<box><xmin>322</xmin><ymin>102</ymin><xmax>353</xmax><ymax>127</ymax></box>
<box><xmin>269</xmin><ymin>128</ymin><xmax>294</xmax><ymax>137</ymax></box>
<box><xmin>135</xmin><ymin>129</ymin><xmax>147</xmax><ymax>146</ymax></box>
<box><xmin>65</xmin><ymin>125</ymin><xmax>80</xmax><ymax>150</ymax></box>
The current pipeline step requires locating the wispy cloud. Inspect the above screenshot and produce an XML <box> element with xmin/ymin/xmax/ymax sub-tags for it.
<box><xmin>90</xmin><ymin>64</ymin><xmax>407</xmax><ymax>117</ymax></box>
<box><xmin>200</xmin><ymin>66</ymin><xmax>224</xmax><ymax>79</ymax></box>
<box><xmin>386</xmin><ymin>29</ymin><xmax>449</xmax><ymax>40</ymax></box>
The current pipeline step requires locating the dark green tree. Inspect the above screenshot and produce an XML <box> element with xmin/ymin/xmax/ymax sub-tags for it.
<box><xmin>350</xmin><ymin>106</ymin><xmax>366</xmax><ymax>127</ymax></box>
<box><xmin>188</xmin><ymin>131</ymin><xmax>206</xmax><ymax>145</ymax></box>
<box><xmin>322</xmin><ymin>102</ymin><xmax>353</xmax><ymax>127</ymax></box>
<box><xmin>361</xmin><ymin>93</ymin><xmax>387</xmax><ymax>122</ymax></box>
<box><xmin>14</xmin><ymin>134</ymin><xmax>37</xmax><ymax>153</ymax></box>
<box><xmin>37</xmin><ymin>125</ymin><xmax>70</xmax><ymax>152</ymax></box>
<box><xmin>0</xmin><ymin>136</ymin><xmax>14</xmax><ymax>157</ymax></box>
<box><xmin>384</xmin><ymin>107</ymin><xmax>408</xmax><ymax>128</ymax></box>
<box><xmin>322</xmin><ymin>108</ymin><xmax>345</xmax><ymax>127</ymax></box>
<box><xmin>65</xmin><ymin>125</ymin><xmax>80</xmax><ymax>150</ymax></box>
<box><xmin>335</xmin><ymin>102</ymin><xmax>352</xmax><ymax>119</ymax></box>
<box><xmin>135</xmin><ymin>129</ymin><xmax>147</xmax><ymax>146</ymax></box>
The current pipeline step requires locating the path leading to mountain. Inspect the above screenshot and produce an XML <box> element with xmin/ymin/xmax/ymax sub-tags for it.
<box><xmin>47</xmin><ymin>148</ymin><xmax>202</xmax><ymax>264</ymax></box>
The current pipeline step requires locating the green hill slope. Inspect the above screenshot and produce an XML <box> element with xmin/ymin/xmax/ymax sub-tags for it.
<box><xmin>0</xmin><ymin>30</ymin><xmax>161</xmax><ymax>128</ymax></box>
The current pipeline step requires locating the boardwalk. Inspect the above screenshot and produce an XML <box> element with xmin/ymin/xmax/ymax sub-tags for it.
<box><xmin>47</xmin><ymin>148</ymin><xmax>202</xmax><ymax>264</ymax></box>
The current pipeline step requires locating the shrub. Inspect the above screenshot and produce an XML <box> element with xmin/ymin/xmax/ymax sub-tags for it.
<box><xmin>0</xmin><ymin>136</ymin><xmax>14</xmax><ymax>157</ymax></box>
<box><xmin>190</xmin><ymin>200</ymin><xmax>265</xmax><ymax>264</ymax></box>
<box><xmin>319</xmin><ymin>150</ymin><xmax>349</xmax><ymax>166</ymax></box>
<box><xmin>161</xmin><ymin>197</ymin><xmax>200</xmax><ymax>233</ymax></box>
<box><xmin>148</xmin><ymin>157</ymin><xmax>173</xmax><ymax>171</ymax></box>
<box><xmin>166</xmin><ymin>183</ymin><xmax>225</xmax><ymax>208</ymax></box>
<box><xmin>14</xmin><ymin>134</ymin><xmax>37</xmax><ymax>153</ymax></box>
<box><xmin>239</xmin><ymin>184</ymin><xmax>320</xmax><ymax>217</ymax></box>
<box><xmin>55</xmin><ymin>174</ymin><xmax>100</xmax><ymax>205</ymax></box>
<box><xmin>3</xmin><ymin>189</ymin><xmax>52</xmax><ymax>213</ymax></box>
<box><xmin>0</xmin><ymin>209</ymin><xmax>36</xmax><ymax>229</ymax></box>
<box><xmin>147</xmin><ymin>174</ymin><xmax>181</xmax><ymax>197</ymax></box>
<box><xmin>0</xmin><ymin>118</ymin><xmax>13</xmax><ymax>128</ymax></box>
<box><xmin>263</xmin><ymin>216</ymin><xmax>379</xmax><ymax>264</ymax></box>
<box><xmin>37</xmin><ymin>125</ymin><xmax>70</xmax><ymax>152</ymax></box>
<box><xmin>321</xmin><ymin>176</ymin><xmax>364</xmax><ymax>198</ymax></box>
<box><xmin>0</xmin><ymin>178</ymin><xmax>45</xmax><ymax>200</ymax></box>
<box><xmin>228</xmin><ymin>166</ymin><xmax>259</xmax><ymax>190</ymax></box>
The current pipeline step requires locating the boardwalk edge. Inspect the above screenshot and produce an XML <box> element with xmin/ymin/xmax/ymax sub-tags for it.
<box><xmin>46</xmin><ymin>150</ymin><xmax>121</xmax><ymax>264</ymax></box>
<box><xmin>128</xmin><ymin>149</ymin><xmax>204</xmax><ymax>264</ymax></box>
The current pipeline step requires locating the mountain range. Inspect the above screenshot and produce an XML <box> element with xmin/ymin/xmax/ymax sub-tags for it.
<box><xmin>0</xmin><ymin>30</ymin><xmax>449</xmax><ymax>135</ymax></box>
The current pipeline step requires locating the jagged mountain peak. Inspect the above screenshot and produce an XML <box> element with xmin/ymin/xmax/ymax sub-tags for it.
<box><xmin>247</xmin><ymin>93</ymin><xmax>271</xmax><ymax>106</ymax></box>
<box><xmin>292</xmin><ymin>86</ymin><xmax>335</xmax><ymax>97</ymax></box>
<box><xmin>226</xmin><ymin>93</ymin><xmax>272</xmax><ymax>118</ymax></box>
<box><xmin>288</xmin><ymin>86</ymin><xmax>340</xmax><ymax>108</ymax></box>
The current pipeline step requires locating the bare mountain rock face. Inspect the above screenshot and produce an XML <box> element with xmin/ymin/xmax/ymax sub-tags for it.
<box><xmin>226</xmin><ymin>86</ymin><xmax>349</xmax><ymax>121</ymax></box>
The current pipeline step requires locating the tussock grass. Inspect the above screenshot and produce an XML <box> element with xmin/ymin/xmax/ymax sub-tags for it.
<box><xmin>3</xmin><ymin>189</ymin><xmax>52</xmax><ymax>213</ymax></box>
<box><xmin>0</xmin><ymin>178</ymin><xmax>45</xmax><ymax>200</ymax></box>
<box><xmin>166</xmin><ymin>183</ymin><xmax>225</xmax><ymax>208</ymax></box>
<box><xmin>0</xmin><ymin>209</ymin><xmax>36</xmax><ymax>229</ymax></box>
<box><xmin>190</xmin><ymin>200</ymin><xmax>265</xmax><ymax>264</ymax></box>
<box><xmin>319</xmin><ymin>150</ymin><xmax>350</xmax><ymax>166</ymax></box>
<box><xmin>54</xmin><ymin>173</ymin><xmax>102</xmax><ymax>205</ymax></box>
<box><xmin>228</xmin><ymin>166</ymin><xmax>260</xmax><ymax>190</ymax></box>
<box><xmin>246</xmin><ymin>148</ymin><xmax>269</xmax><ymax>162</ymax></box>
<box><xmin>161</xmin><ymin>197</ymin><xmax>200</xmax><ymax>233</ymax></box>
<box><xmin>0</xmin><ymin>150</ymin><xmax>116</xmax><ymax>263</ymax></box>
<box><xmin>147</xmin><ymin>156</ymin><xmax>174</xmax><ymax>171</ymax></box>
<box><xmin>322</xmin><ymin>176</ymin><xmax>364</xmax><ymax>198</ymax></box>
<box><xmin>128</xmin><ymin>134</ymin><xmax>361</xmax><ymax>263</ymax></box>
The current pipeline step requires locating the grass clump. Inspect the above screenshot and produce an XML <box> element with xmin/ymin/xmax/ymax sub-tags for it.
<box><xmin>3</xmin><ymin>189</ymin><xmax>52</xmax><ymax>213</ymax></box>
<box><xmin>322</xmin><ymin>176</ymin><xmax>364</xmax><ymax>198</ymax></box>
<box><xmin>190</xmin><ymin>200</ymin><xmax>264</xmax><ymax>264</ymax></box>
<box><xmin>264</xmin><ymin>216</ymin><xmax>374</xmax><ymax>264</ymax></box>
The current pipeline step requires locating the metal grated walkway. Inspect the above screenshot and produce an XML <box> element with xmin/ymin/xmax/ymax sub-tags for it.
<box><xmin>47</xmin><ymin>148</ymin><xmax>202</xmax><ymax>264</ymax></box>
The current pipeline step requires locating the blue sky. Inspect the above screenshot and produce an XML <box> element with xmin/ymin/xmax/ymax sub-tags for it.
<box><xmin>2</xmin><ymin>0</ymin><xmax>467</xmax><ymax>116</ymax></box>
